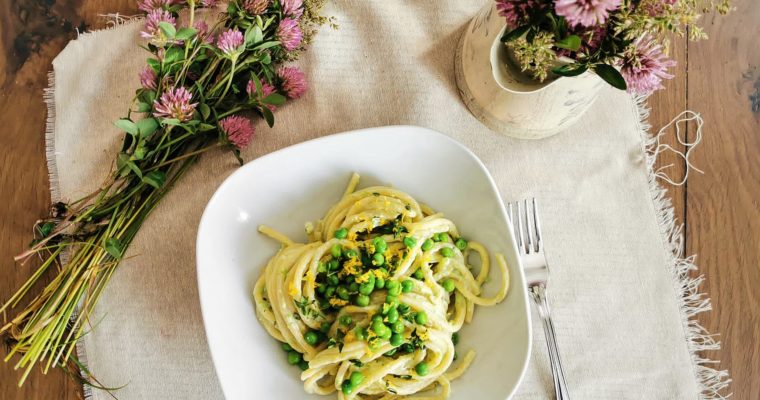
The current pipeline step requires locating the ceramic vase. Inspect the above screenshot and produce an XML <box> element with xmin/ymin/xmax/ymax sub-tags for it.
<box><xmin>455</xmin><ymin>3</ymin><xmax>604</xmax><ymax>139</ymax></box>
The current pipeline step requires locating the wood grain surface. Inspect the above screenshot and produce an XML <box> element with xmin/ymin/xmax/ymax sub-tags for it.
<box><xmin>0</xmin><ymin>1</ymin><xmax>757</xmax><ymax>399</ymax></box>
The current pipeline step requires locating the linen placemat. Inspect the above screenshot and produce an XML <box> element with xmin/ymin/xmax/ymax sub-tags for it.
<box><xmin>45</xmin><ymin>1</ymin><xmax>728</xmax><ymax>399</ymax></box>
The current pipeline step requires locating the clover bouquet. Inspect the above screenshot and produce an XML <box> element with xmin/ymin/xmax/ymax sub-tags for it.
<box><xmin>496</xmin><ymin>0</ymin><xmax>730</xmax><ymax>94</ymax></box>
<box><xmin>1</xmin><ymin>0</ymin><xmax>327</xmax><ymax>386</ymax></box>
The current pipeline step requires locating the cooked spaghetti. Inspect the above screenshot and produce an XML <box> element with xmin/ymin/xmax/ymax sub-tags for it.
<box><xmin>253</xmin><ymin>173</ymin><xmax>510</xmax><ymax>399</ymax></box>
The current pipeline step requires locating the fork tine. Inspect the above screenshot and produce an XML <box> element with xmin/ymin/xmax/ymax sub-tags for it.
<box><xmin>522</xmin><ymin>199</ymin><xmax>533</xmax><ymax>254</ymax></box>
<box><xmin>532</xmin><ymin>198</ymin><xmax>542</xmax><ymax>252</ymax></box>
<box><xmin>514</xmin><ymin>202</ymin><xmax>524</xmax><ymax>252</ymax></box>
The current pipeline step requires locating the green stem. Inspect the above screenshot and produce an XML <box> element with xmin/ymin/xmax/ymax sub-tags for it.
<box><xmin>218</xmin><ymin>106</ymin><xmax>244</xmax><ymax>119</ymax></box>
<box><xmin>145</xmin><ymin>143</ymin><xmax>222</xmax><ymax>172</ymax></box>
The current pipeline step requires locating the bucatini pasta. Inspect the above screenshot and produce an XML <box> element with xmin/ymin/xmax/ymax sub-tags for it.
<box><xmin>253</xmin><ymin>173</ymin><xmax>509</xmax><ymax>399</ymax></box>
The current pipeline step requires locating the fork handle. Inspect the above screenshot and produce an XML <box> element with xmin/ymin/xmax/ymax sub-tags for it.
<box><xmin>530</xmin><ymin>284</ymin><xmax>570</xmax><ymax>400</ymax></box>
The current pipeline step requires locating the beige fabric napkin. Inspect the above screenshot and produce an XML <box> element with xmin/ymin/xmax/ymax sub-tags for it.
<box><xmin>47</xmin><ymin>1</ymin><xmax>725</xmax><ymax>399</ymax></box>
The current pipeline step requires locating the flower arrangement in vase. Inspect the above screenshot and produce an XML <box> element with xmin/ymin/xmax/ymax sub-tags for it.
<box><xmin>498</xmin><ymin>0</ymin><xmax>731</xmax><ymax>93</ymax></box>
<box><xmin>455</xmin><ymin>0</ymin><xmax>730</xmax><ymax>139</ymax></box>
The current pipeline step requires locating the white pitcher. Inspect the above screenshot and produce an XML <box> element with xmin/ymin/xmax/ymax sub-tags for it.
<box><xmin>455</xmin><ymin>3</ymin><xmax>604</xmax><ymax>139</ymax></box>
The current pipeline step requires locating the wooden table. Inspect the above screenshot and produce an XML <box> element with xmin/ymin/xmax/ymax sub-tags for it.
<box><xmin>1</xmin><ymin>1</ymin><xmax>758</xmax><ymax>399</ymax></box>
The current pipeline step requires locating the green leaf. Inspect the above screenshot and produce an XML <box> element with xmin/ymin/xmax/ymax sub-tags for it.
<box><xmin>136</xmin><ymin>117</ymin><xmax>159</xmax><ymax>138</ymax></box>
<box><xmin>164</xmin><ymin>47</ymin><xmax>184</xmax><ymax>64</ymax></box>
<box><xmin>253</xmin><ymin>41</ymin><xmax>280</xmax><ymax>51</ymax></box>
<box><xmin>555</xmin><ymin>35</ymin><xmax>582</xmax><ymax>51</ymax></box>
<box><xmin>162</xmin><ymin>118</ymin><xmax>181</xmax><ymax>126</ymax></box>
<box><xmin>158</xmin><ymin>22</ymin><xmax>176</xmax><ymax>38</ymax></box>
<box><xmin>114</xmin><ymin>119</ymin><xmax>138</xmax><ymax>136</ymax></box>
<box><xmin>199</xmin><ymin>103</ymin><xmax>211</xmax><ymax>121</ymax></box>
<box><xmin>146</xmin><ymin>58</ymin><xmax>160</xmax><ymax>72</ymax></box>
<box><xmin>250</xmin><ymin>73</ymin><xmax>263</xmax><ymax>97</ymax></box>
<box><xmin>551</xmin><ymin>64</ymin><xmax>588</xmax><ymax>77</ymax></box>
<box><xmin>246</xmin><ymin>26</ymin><xmax>263</xmax><ymax>45</ymax></box>
<box><xmin>262</xmin><ymin>106</ymin><xmax>275</xmax><ymax>128</ymax></box>
<box><xmin>135</xmin><ymin>102</ymin><xmax>152</xmax><ymax>112</ymax></box>
<box><xmin>501</xmin><ymin>25</ymin><xmax>530</xmax><ymax>43</ymax></box>
<box><xmin>593</xmin><ymin>64</ymin><xmax>627</xmax><ymax>90</ymax></box>
<box><xmin>175</xmin><ymin>27</ymin><xmax>197</xmax><ymax>41</ymax></box>
<box><xmin>142</xmin><ymin>170</ymin><xmax>166</xmax><ymax>189</ymax></box>
<box><xmin>198</xmin><ymin>123</ymin><xmax>216</xmax><ymax>131</ymax></box>
<box><xmin>262</xmin><ymin>93</ymin><xmax>286</xmax><ymax>106</ymax></box>
<box><xmin>104</xmin><ymin>238</ymin><xmax>123</xmax><ymax>259</ymax></box>
<box><xmin>260</xmin><ymin>52</ymin><xmax>271</xmax><ymax>65</ymax></box>
<box><xmin>36</xmin><ymin>221</ymin><xmax>55</xmax><ymax>237</ymax></box>
<box><xmin>140</xmin><ymin>89</ymin><xmax>157</xmax><ymax>104</ymax></box>
<box><xmin>227</xmin><ymin>1</ymin><xmax>238</xmax><ymax>14</ymax></box>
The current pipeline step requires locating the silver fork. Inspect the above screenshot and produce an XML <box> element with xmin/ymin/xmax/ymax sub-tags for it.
<box><xmin>509</xmin><ymin>199</ymin><xmax>570</xmax><ymax>400</ymax></box>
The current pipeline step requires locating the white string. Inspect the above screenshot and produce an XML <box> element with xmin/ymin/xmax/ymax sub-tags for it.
<box><xmin>651</xmin><ymin>110</ymin><xmax>705</xmax><ymax>186</ymax></box>
<box><xmin>97</xmin><ymin>13</ymin><xmax>141</xmax><ymax>28</ymax></box>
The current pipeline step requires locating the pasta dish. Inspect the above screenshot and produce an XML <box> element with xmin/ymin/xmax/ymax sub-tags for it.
<box><xmin>253</xmin><ymin>173</ymin><xmax>510</xmax><ymax>399</ymax></box>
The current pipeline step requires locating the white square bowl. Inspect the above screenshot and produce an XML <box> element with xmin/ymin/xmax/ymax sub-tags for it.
<box><xmin>196</xmin><ymin>125</ymin><xmax>531</xmax><ymax>399</ymax></box>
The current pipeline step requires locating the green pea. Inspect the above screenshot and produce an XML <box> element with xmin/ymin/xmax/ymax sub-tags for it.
<box><xmin>328</xmin><ymin>259</ymin><xmax>340</xmax><ymax>271</ymax></box>
<box><xmin>386</xmin><ymin>280</ymin><xmax>399</xmax><ymax>292</ymax></box>
<box><xmin>390</xmin><ymin>333</ymin><xmax>404</xmax><ymax>347</ymax></box>
<box><xmin>298</xmin><ymin>360</ymin><xmax>309</xmax><ymax>371</ymax></box>
<box><xmin>441</xmin><ymin>233</ymin><xmax>451</xmax><ymax>243</ymax></box>
<box><xmin>282</xmin><ymin>342</ymin><xmax>293</xmax><ymax>352</ymax></box>
<box><xmin>337</xmin><ymin>286</ymin><xmax>350</xmax><ymax>300</ymax></box>
<box><xmin>455</xmin><ymin>238</ymin><xmax>468</xmax><ymax>250</ymax></box>
<box><xmin>403</xmin><ymin>236</ymin><xmax>417</xmax><ymax>248</ymax></box>
<box><xmin>327</xmin><ymin>274</ymin><xmax>339</xmax><ymax>286</ymax></box>
<box><xmin>401</xmin><ymin>279</ymin><xmax>414</xmax><ymax>293</ymax></box>
<box><xmin>349</xmin><ymin>371</ymin><xmax>365</xmax><ymax>386</ymax></box>
<box><xmin>319</xmin><ymin>299</ymin><xmax>330</xmax><ymax>310</ymax></box>
<box><xmin>441</xmin><ymin>247</ymin><xmax>454</xmax><ymax>258</ymax></box>
<box><xmin>349</xmin><ymin>282</ymin><xmax>359</xmax><ymax>293</ymax></box>
<box><xmin>355</xmin><ymin>294</ymin><xmax>370</xmax><ymax>307</ymax></box>
<box><xmin>386</xmin><ymin>308</ymin><xmax>399</xmax><ymax>324</ymax></box>
<box><xmin>385</xmin><ymin>295</ymin><xmax>398</xmax><ymax>307</ymax></box>
<box><xmin>359</xmin><ymin>281</ymin><xmax>374</xmax><ymax>295</ymax></box>
<box><xmin>341</xmin><ymin>380</ymin><xmax>354</xmax><ymax>395</ymax></box>
<box><xmin>442</xmin><ymin>279</ymin><xmax>456</xmax><ymax>293</ymax></box>
<box><xmin>397</xmin><ymin>303</ymin><xmax>411</xmax><ymax>315</ymax></box>
<box><xmin>379</xmin><ymin>327</ymin><xmax>392</xmax><ymax>339</ymax></box>
<box><xmin>372</xmin><ymin>253</ymin><xmax>385</xmax><ymax>266</ymax></box>
<box><xmin>345</xmin><ymin>275</ymin><xmax>355</xmax><ymax>284</ymax></box>
<box><xmin>415</xmin><ymin>361</ymin><xmax>429</xmax><ymax>376</ymax></box>
<box><xmin>372</xmin><ymin>315</ymin><xmax>384</xmax><ymax>324</ymax></box>
<box><xmin>344</xmin><ymin>249</ymin><xmax>358</xmax><ymax>258</ymax></box>
<box><xmin>331</xmin><ymin>244</ymin><xmax>343</xmax><ymax>258</ymax></box>
<box><xmin>414</xmin><ymin>311</ymin><xmax>428</xmax><ymax>325</ymax></box>
<box><xmin>371</xmin><ymin>320</ymin><xmax>390</xmax><ymax>338</ymax></box>
<box><xmin>355</xmin><ymin>326</ymin><xmax>367</xmax><ymax>340</ymax></box>
<box><xmin>339</xmin><ymin>315</ymin><xmax>353</xmax><ymax>326</ymax></box>
<box><xmin>320</xmin><ymin>322</ymin><xmax>331</xmax><ymax>333</ymax></box>
<box><xmin>316</xmin><ymin>284</ymin><xmax>327</xmax><ymax>294</ymax></box>
<box><xmin>413</xmin><ymin>269</ymin><xmax>424</xmax><ymax>280</ymax></box>
<box><xmin>317</xmin><ymin>262</ymin><xmax>327</xmax><ymax>274</ymax></box>
<box><xmin>334</xmin><ymin>228</ymin><xmax>348</xmax><ymax>239</ymax></box>
<box><xmin>391</xmin><ymin>320</ymin><xmax>405</xmax><ymax>334</ymax></box>
<box><xmin>373</xmin><ymin>237</ymin><xmax>387</xmax><ymax>254</ymax></box>
<box><xmin>433</xmin><ymin>233</ymin><xmax>443</xmax><ymax>242</ymax></box>
<box><xmin>287</xmin><ymin>351</ymin><xmax>302</xmax><ymax>365</ymax></box>
<box><xmin>325</xmin><ymin>285</ymin><xmax>336</xmax><ymax>298</ymax></box>
<box><xmin>421</xmin><ymin>239</ymin><xmax>434</xmax><ymax>251</ymax></box>
<box><xmin>375</xmin><ymin>277</ymin><xmax>386</xmax><ymax>289</ymax></box>
<box><xmin>304</xmin><ymin>331</ymin><xmax>319</xmax><ymax>345</ymax></box>
<box><xmin>452</xmin><ymin>332</ymin><xmax>460</xmax><ymax>345</ymax></box>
